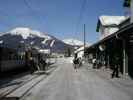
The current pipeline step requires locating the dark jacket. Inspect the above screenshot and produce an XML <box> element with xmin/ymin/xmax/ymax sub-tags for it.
<box><xmin>73</xmin><ymin>58</ymin><xmax>79</xmax><ymax>64</ymax></box>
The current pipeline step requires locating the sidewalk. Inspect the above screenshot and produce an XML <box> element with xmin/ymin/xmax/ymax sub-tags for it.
<box><xmin>82</xmin><ymin>63</ymin><xmax>133</xmax><ymax>96</ymax></box>
<box><xmin>83</xmin><ymin>62</ymin><xmax>132</xmax><ymax>79</ymax></box>
<box><xmin>83</xmin><ymin>63</ymin><xmax>133</xmax><ymax>85</ymax></box>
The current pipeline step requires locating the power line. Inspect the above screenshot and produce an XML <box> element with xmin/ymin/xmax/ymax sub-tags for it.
<box><xmin>74</xmin><ymin>0</ymin><xmax>87</xmax><ymax>38</ymax></box>
<box><xmin>23</xmin><ymin>0</ymin><xmax>45</xmax><ymax>24</ymax></box>
<box><xmin>23</xmin><ymin>0</ymin><xmax>52</xmax><ymax>32</ymax></box>
<box><xmin>23</xmin><ymin>0</ymin><xmax>37</xmax><ymax>15</ymax></box>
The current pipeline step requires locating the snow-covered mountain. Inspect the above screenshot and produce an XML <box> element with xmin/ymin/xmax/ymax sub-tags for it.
<box><xmin>8</xmin><ymin>27</ymin><xmax>51</xmax><ymax>40</ymax></box>
<box><xmin>0</xmin><ymin>27</ymin><xmax>73</xmax><ymax>53</ymax></box>
<box><xmin>63</xmin><ymin>38</ymin><xmax>84</xmax><ymax>46</ymax></box>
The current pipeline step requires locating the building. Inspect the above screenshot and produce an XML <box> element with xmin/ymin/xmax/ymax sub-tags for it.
<box><xmin>85</xmin><ymin>0</ymin><xmax>133</xmax><ymax>78</ymax></box>
<box><xmin>86</xmin><ymin>20</ymin><xmax>133</xmax><ymax>78</ymax></box>
<box><xmin>131</xmin><ymin>0</ymin><xmax>133</xmax><ymax>22</ymax></box>
<box><xmin>96</xmin><ymin>16</ymin><xmax>128</xmax><ymax>39</ymax></box>
<box><xmin>75</xmin><ymin>46</ymin><xmax>86</xmax><ymax>58</ymax></box>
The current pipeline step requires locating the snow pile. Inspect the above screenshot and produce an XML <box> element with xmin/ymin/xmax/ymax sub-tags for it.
<box><xmin>63</xmin><ymin>38</ymin><xmax>84</xmax><ymax>46</ymax></box>
<box><xmin>8</xmin><ymin>27</ymin><xmax>51</xmax><ymax>40</ymax></box>
<box><xmin>99</xmin><ymin>16</ymin><xmax>128</xmax><ymax>26</ymax></box>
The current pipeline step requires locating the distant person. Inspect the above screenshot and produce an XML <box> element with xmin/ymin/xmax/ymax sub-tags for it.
<box><xmin>25</xmin><ymin>50</ymin><xmax>35</xmax><ymax>74</ymax></box>
<box><xmin>43</xmin><ymin>59</ymin><xmax>47</xmax><ymax>70</ymax></box>
<box><xmin>33</xmin><ymin>55</ymin><xmax>40</xmax><ymax>71</ymax></box>
<box><xmin>29</xmin><ymin>57</ymin><xmax>35</xmax><ymax>74</ymax></box>
<box><xmin>92</xmin><ymin>58</ymin><xmax>96</xmax><ymax>69</ymax></box>
<box><xmin>97</xmin><ymin>59</ymin><xmax>101</xmax><ymax>69</ymax></box>
<box><xmin>40</xmin><ymin>57</ymin><xmax>47</xmax><ymax>70</ymax></box>
<box><xmin>111</xmin><ymin>54</ymin><xmax>120</xmax><ymax>78</ymax></box>
<box><xmin>78</xmin><ymin>57</ymin><xmax>82</xmax><ymax>67</ymax></box>
<box><xmin>73</xmin><ymin>57</ymin><xmax>79</xmax><ymax>72</ymax></box>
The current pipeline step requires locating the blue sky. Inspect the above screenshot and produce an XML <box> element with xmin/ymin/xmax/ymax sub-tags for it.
<box><xmin>0</xmin><ymin>0</ymin><xmax>124</xmax><ymax>43</ymax></box>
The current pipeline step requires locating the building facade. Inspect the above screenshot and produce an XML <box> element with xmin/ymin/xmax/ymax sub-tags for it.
<box><xmin>131</xmin><ymin>0</ymin><xmax>133</xmax><ymax>22</ymax></box>
<box><xmin>84</xmin><ymin>0</ymin><xmax>133</xmax><ymax>78</ymax></box>
<box><xmin>97</xmin><ymin>16</ymin><xmax>127</xmax><ymax>39</ymax></box>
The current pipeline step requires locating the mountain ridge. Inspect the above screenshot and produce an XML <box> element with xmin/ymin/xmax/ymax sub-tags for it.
<box><xmin>0</xmin><ymin>27</ymin><xmax>73</xmax><ymax>53</ymax></box>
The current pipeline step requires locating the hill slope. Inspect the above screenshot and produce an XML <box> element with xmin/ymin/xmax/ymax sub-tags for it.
<box><xmin>0</xmin><ymin>27</ymin><xmax>73</xmax><ymax>53</ymax></box>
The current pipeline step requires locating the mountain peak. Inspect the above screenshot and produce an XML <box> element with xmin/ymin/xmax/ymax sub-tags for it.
<box><xmin>8</xmin><ymin>27</ymin><xmax>51</xmax><ymax>40</ymax></box>
<box><xmin>0</xmin><ymin>27</ymin><xmax>74</xmax><ymax>53</ymax></box>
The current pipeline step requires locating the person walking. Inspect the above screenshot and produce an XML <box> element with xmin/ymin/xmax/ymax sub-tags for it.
<box><xmin>40</xmin><ymin>57</ymin><xmax>47</xmax><ymax>71</ymax></box>
<box><xmin>73</xmin><ymin>57</ymin><xmax>79</xmax><ymax>72</ymax></box>
<box><xmin>92</xmin><ymin>58</ymin><xmax>96</xmax><ymax>69</ymax></box>
<box><xmin>78</xmin><ymin>57</ymin><xmax>82</xmax><ymax>68</ymax></box>
<box><xmin>25</xmin><ymin>49</ymin><xmax>34</xmax><ymax>74</ymax></box>
<box><xmin>111</xmin><ymin>54</ymin><xmax>120</xmax><ymax>78</ymax></box>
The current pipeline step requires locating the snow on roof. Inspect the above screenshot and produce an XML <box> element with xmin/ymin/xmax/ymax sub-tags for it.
<box><xmin>74</xmin><ymin>46</ymin><xmax>84</xmax><ymax>53</ymax></box>
<box><xmin>74</xmin><ymin>45</ymin><xmax>90</xmax><ymax>53</ymax></box>
<box><xmin>63</xmin><ymin>38</ymin><xmax>84</xmax><ymax>46</ymax></box>
<box><xmin>99</xmin><ymin>16</ymin><xmax>128</xmax><ymax>26</ymax></box>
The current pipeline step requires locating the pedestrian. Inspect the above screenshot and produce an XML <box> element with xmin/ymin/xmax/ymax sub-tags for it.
<box><xmin>40</xmin><ymin>57</ymin><xmax>47</xmax><ymax>71</ymax></box>
<box><xmin>111</xmin><ymin>54</ymin><xmax>120</xmax><ymax>78</ymax></box>
<box><xmin>92</xmin><ymin>58</ymin><xmax>96</xmax><ymax>69</ymax></box>
<box><xmin>38</xmin><ymin>53</ymin><xmax>42</xmax><ymax>70</ymax></box>
<box><xmin>29</xmin><ymin>57</ymin><xmax>35</xmax><ymax>74</ymax></box>
<box><xmin>25</xmin><ymin>49</ymin><xmax>35</xmax><ymax>74</ymax></box>
<box><xmin>78</xmin><ymin>57</ymin><xmax>82</xmax><ymax>67</ymax></box>
<box><xmin>73</xmin><ymin>57</ymin><xmax>79</xmax><ymax>72</ymax></box>
<box><xmin>33</xmin><ymin>55</ymin><xmax>40</xmax><ymax>71</ymax></box>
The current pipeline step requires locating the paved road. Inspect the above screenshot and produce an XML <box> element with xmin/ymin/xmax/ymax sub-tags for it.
<box><xmin>21</xmin><ymin>59</ymin><xmax>133</xmax><ymax>100</ymax></box>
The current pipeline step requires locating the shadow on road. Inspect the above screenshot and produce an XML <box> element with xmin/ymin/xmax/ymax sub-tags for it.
<box><xmin>0</xmin><ymin>68</ymin><xmax>29</xmax><ymax>89</ymax></box>
<box><xmin>1</xmin><ymin>97</ymin><xmax>19</xmax><ymax>100</ymax></box>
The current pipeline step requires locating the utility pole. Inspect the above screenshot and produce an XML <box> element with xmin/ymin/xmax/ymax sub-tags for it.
<box><xmin>84</xmin><ymin>24</ymin><xmax>86</xmax><ymax>57</ymax></box>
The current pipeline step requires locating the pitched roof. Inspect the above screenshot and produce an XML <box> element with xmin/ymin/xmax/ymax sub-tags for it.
<box><xmin>89</xmin><ymin>23</ymin><xmax>133</xmax><ymax>51</ymax></box>
<box><xmin>75</xmin><ymin>45</ymin><xmax>90</xmax><ymax>53</ymax></box>
<box><xmin>96</xmin><ymin>15</ymin><xmax>128</xmax><ymax>32</ymax></box>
